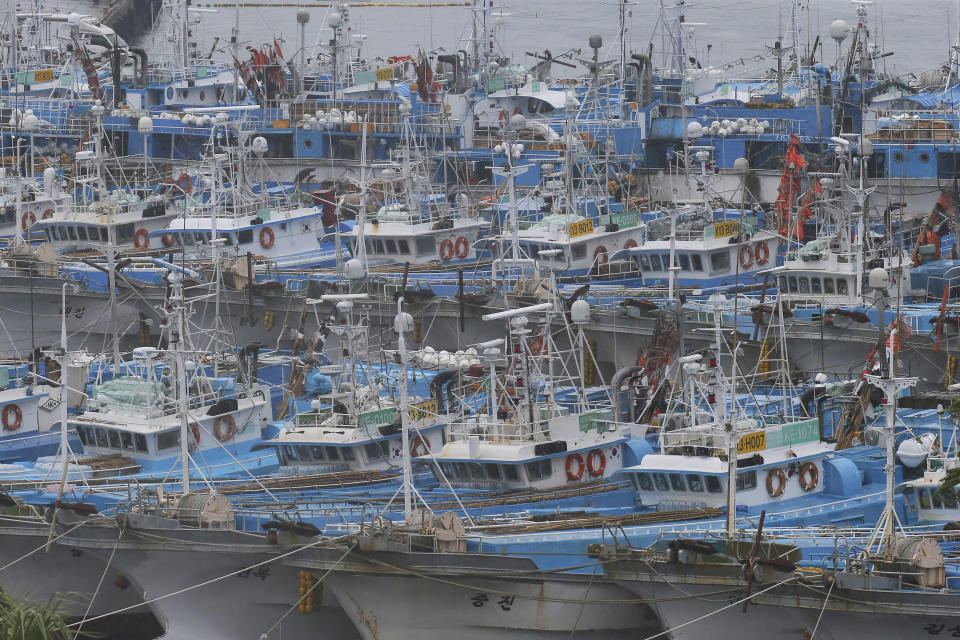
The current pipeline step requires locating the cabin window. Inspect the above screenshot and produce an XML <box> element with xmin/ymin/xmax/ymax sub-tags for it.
<box><xmin>678</xmin><ymin>254</ymin><xmax>690</xmax><ymax>271</ymax></box>
<box><xmin>788</xmin><ymin>277</ymin><xmax>798</xmax><ymax>293</ymax></box>
<box><xmin>710</xmin><ymin>250</ymin><xmax>730</xmax><ymax>272</ymax></box>
<box><xmin>639</xmin><ymin>255</ymin><xmax>650</xmax><ymax>270</ymax></box>
<box><xmin>778</xmin><ymin>276</ymin><xmax>787</xmax><ymax>291</ymax></box>
<box><xmin>669</xmin><ymin>473</ymin><xmax>686</xmax><ymax>491</ymax></box>
<box><xmin>106</xmin><ymin>429</ymin><xmax>120</xmax><ymax>448</ymax></box>
<box><xmin>284</xmin><ymin>445</ymin><xmax>299</xmax><ymax>461</ymax></box>
<box><xmin>652</xmin><ymin>473</ymin><xmax>669</xmax><ymax>491</ymax></box>
<box><xmin>238</xmin><ymin>229</ymin><xmax>254</xmax><ymax>245</ymax></box>
<box><xmin>650</xmin><ymin>254</ymin><xmax>662</xmax><ymax>271</ymax></box>
<box><xmin>687</xmin><ymin>474</ymin><xmax>704</xmax><ymax>492</ymax></box>
<box><xmin>383</xmin><ymin>238</ymin><xmax>396</xmax><ymax>254</ymax></box>
<box><xmin>297</xmin><ymin>446</ymin><xmax>314</xmax><ymax>461</ymax></box>
<box><xmin>943</xmin><ymin>491</ymin><xmax>959</xmax><ymax>509</ymax></box>
<box><xmin>67</xmin><ymin>226</ymin><xmax>78</xmax><ymax>240</ymax></box>
<box><xmin>811</xmin><ymin>277</ymin><xmax>822</xmax><ymax>294</ymax></box>
<box><xmin>661</xmin><ymin>254</ymin><xmax>671</xmax><ymax>270</ymax></box>
<box><xmin>157</xmin><ymin>430</ymin><xmax>180</xmax><ymax>450</ymax></box>
<box><xmin>397</xmin><ymin>239</ymin><xmax>410</xmax><ymax>254</ymax></box>
<box><xmin>135</xmin><ymin>434</ymin><xmax>148</xmax><ymax>452</ymax></box>
<box><xmin>736</xmin><ymin>470</ymin><xmax>757</xmax><ymax>492</ymax></box>
<box><xmin>325</xmin><ymin>446</ymin><xmax>340</xmax><ymax>461</ymax></box>
<box><xmin>468</xmin><ymin>463</ymin><xmax>485</xmax><ymax>479</ymax></box>
<box><xmin>76</xmin><ymin>426</ymin><xmax>89</xmax><ymax>445</ymax></box>
<box><xmin>416</xmin><ymin>237</ymin><xmax>436</xmax><ymax>255</ymax></box>
<box><xmin>525</xmin><ymin>458</ymin><xmax>552</xmax><ymax>480</ymax></box>
<box><xmin>374</xmin><ymin>239</ymin><xmax>386</xmax><ymax>254</ymax></box>
<box><xmin>452</xmin><ymin>462</ymin><xmax>468</xmax><ymax>480</ymax></box>
<box><xmin>183</xmin><ymin>233</ymin><xmax>196</xmax><ymax>247</ymax></box>
<box><xmin>364</xmin><ymin>442</ymin><xmax>382</xmax><ymax>460</ymax></box>
<box><xmin>572</xmin><ymin>244</ymin><xmax>587</xmax><ymax>259</ymax></box>
<box><xmin>634</xmin><ymin>473</ymin><xmax>652</xmax><ymax>491</ymax></box>
<box><xmin>76</xmin><ymin>226</ymin><xmax>89</xmax><ymax>241</ymax></box>
<box><xmin>932</xmin><ymin>490</ymin><xmax>944</xmax><ymax>508</ymax></box>
<box><xmin>692</xmin><ymin>255</ymin><xmax>704</xmax><ymax>271</ymax></box>
<box><xmin>485</xmin><ymin>463</ymin><xmax>502</xmax><ymax>480</ymax></box>
<box><xmin>706</xmin><ymin>475</ymin><xmax>723</xmax><ymax>493</ymax></box>
<box><xmin>798</xmin><ymin>277</ymin><xmax>809</xmax><ymax>293</ymax></box>
<box><xmin>93</xmin><ymin>428</ymin><xmax>107</xmax><ymax>447</ymax></box>
<box><xmin>342</xmin><ymin>447</ymin><xmax>355</xmax><ymax>461</ymax></box>
<box><xmin>823</xmin><ymin>278</ymin><xmax>835</xmax><ymax>294</ymax></box>
<box><xmin>311</xmin><ymin>446</ymin><xmax>326</xmax><ymax>460</ymax></box>
<box><xmin>504</xmin><ymin>464</ymin><xmax>520</xmax><ymax>481</ymax></box>
<box><xmin>118</xmin><ymin>224</ymin><xmax>134</xmax><ymax>243</ymax></box>
<box><xmin>919</xmin><ymin>489</ymin><xmax>932</xmax><ymax>509</ymax></box>
<box><xmin>837</xmin><ymin>279</ymin><xmax>848</xmax><ymax>295</ymax></box>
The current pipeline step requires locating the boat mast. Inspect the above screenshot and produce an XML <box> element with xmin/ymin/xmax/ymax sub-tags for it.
<box><xmin>395</xmin><ymin>298</ymin><xmax>414</xmax><ymax>521</ymax></box>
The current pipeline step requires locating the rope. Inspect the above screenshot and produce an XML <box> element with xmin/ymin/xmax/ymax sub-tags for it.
<box><xmin>809</xmin><ymin>575</ymin><xmax>835</xmax><ymax>638</ymax></box>
<box><xmin>75</xmin><ymin>527</ymin><xmax>125</xmax><ymax>636</ymax></box>
<box><xmin>640</xmin><ymin>576</ymin><xmax>799</xmax><ymax>640</ymax></box>
<box><xmin>259</xmin><ymin>540</ymin><xmax>357</xmax><ymax>638</ymax></box>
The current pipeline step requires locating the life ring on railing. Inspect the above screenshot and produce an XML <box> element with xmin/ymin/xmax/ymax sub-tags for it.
<box><xmin>754</xmin><ymin>241</ymin><xmax>770</xmax><ymax>266</ymax></box>
<box><xmin>21</xmin><ymin>211</ymin><xmax>35</xmax><ymax>231</ymax></box>
<box><xmin>134</xmin><ymin>228</ymin><xmax>150</xmax><ymax>249</ymax></box>
<box><xmin>498</xmin><ymin>110</ymin><xmax>508</xmax><ymax>128</ymax></box>
<box><xmin>593</xmin><ymin>245</ymin><xmax>608</xmax><ymax>266</ymax></box>
<box><xmin>512</xmin><ymin>106</ymin><xmax>522</xmax><ymax>117</ymax></box>
<box><xmin>528</xmin><ymin>335</ymin><xmax>545</xmax><ymax>355</ymax></box>
<box><xmin>214</xmin><ymin>415</ymin><xmax>237</xmax><ymax>441</ymax></box>
<box><xmin>624</xmin><ymin>238</ymin><xmax>638</xmax><ymax>250</ymax></box>
<box><xmin>259</xmin><ymin>227</ymin><xmax>275</xmax><ymax>249</ymax></box>
<box><xmin>176</xmin><ymin>173</ymin><xmax>192</xmax><ymax>194</ymax></box>
<box><xmin>162</xmin><ymin>233</ymin><xmax>176</xmax><ymax>247</ymax></box>
<box><xmin>565</xmin><ymin>453</ymin><xmax>585</xmax><ymax>481</ymax></box>
<box><xmin>439</xmin><ymin>238</ymin><xmax>455</xmax><ymax>261</ymax></box>
<box><xmin>738</xmin><ymin>244</ymin><xmax>753</xmax><ymax>269</ymax></box>
<box><xmin>586</xmin><ymin>449</ymin><xmax>606</xmax><ymax>477</ymax></box>
<box><xmin>189</xmin><ymin>424</ymin><xmax>201</xmax><ymax>450</ymax></box>
<box><xmin>765</xmin><ymin>468</ymin><xmax>787</xmax><ymax>497</ymax></box>
<box><xmin>799</xmin><ymin>462</ymin><xmax>818</xmax><ymax>491</ymax></box>
<box><xmin>411</xmin><ymin>435</ymin><xmax>430</xmax><ymax>458</ymax></box>
<box><xmin>1</xmin><ymin>404</ymin><xmax>21</xmax><ymax>431</ymax></box>
<box><xmin>42</xmin><ymin>209</ymin><xmax>54</xmax><ymax>220</ymax></box>
<box><xmin>454</xmin><ymin>236</ymin><xmax>470</xmax><ymax>259</ymax></box>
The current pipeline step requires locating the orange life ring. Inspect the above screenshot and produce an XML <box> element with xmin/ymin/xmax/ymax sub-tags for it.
<box><xmin>1</xmin><ymin>404</ymin><xmax>21</xmax><ymax>431</ymax></box>
<box><xmin>162</xmin><ymin>233</ymin><xmax>176</xmax><ymax>247</ymax></box>
<box><xmin>213</xmin><ymin>415</ymin><xmax>237</xmax><ymax>441</ymax></box>
<box><xmin>624</xmin><ymin>238</ymin><xmax>638</xmax><ymax>249</ymax></box>
<box><xmin>498</xmin><ymin>109</ymin><xmax>508</xmax><ymax>128</ymax></box>
<box><xmin>565</xmin><ymin>453</ymin><xmax>585</xmax><ymax>481</ymax></box>
<box><xmin>134</xmin><ymin>228</ymin><xmax>150</xmax><ymax>249</ymax></box>
<box><xmin>799</xmin><ymin>462</ymin><xmax>818</xmax><ymax>491</ymax></box>
<box><xmin>766</xmin><ymin>468</ymin><xmax>787</xmax><ymax>497</ymax></box>
<box><xmin>454</xmin><ymin>236</ymin><xmax>470</xmax><ymax>259</ymax></box>
<box><xmin>259</xmin><ymin>227</ymin><xmax>275</xmax><ymax>249</ymax></box>
<box><xmin>41</xmin><ymin>209</ymin><xmax>54</xmax><ymax>220</ymax></box>
<box><xmin>176</xmin><ymin>173</ymin><xmax>192</xmax><ymax>194</ymax></box>
<box><xmin>586</xmin><ymin>449</ymin><xmax>606</xmax><ymax>477</ymax></box>
<box><xmin>593</xmin><ymin>245</ymin><xmax>608</xmax><ymax>266</ymax></box>
<box><xmin>21</xmin><ymin>211</ymin><xmax>35</xmax><ymax>231</ymax></box>
<box><xmin>529</xmin><ymin>335</ymin><xmax>545</xmax><ymax>355</ymax></box>
<box><xmin>512</xmin><ymin>106</ymin><xmax>522</xmax><ymax>116</ymax></box>
<box><xmin>411</xmin><ymin>435</ymin><xmax>430</xmax><ymax>457</ymax></box>
<box><xmin>739</xmin><ymin>244</ymin><xmax>753</xmax><ymax>269</ymax></box>
<box><xmin>439</xmin><ymin>238</ymin><xmax>455</xmax><ymax>261</ymax></box>
<box><xmin>754</xmin><ymin>241</ymin><xmax>769</xmax><ymax>265</ymax></box>
<box><xmin>189</xmin><ymin>424</ymin><xmax>201</xmax><ymax>450</ymax></box>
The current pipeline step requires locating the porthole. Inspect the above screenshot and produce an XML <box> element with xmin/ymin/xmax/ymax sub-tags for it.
<box><xmin>894</xmin><ymin>152</ymin><xmax>904</xmax><ymax>163</ymax></box>
<box><xmin>920</xmin><ymin>153</ymin><xmax>930</xmax><ymax>163</ymax></box>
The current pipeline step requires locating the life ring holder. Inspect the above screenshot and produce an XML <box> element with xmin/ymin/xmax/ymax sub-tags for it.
<box><xmin>586</xmin><ymin>449</ymin><xmax>606</xmax><ymax>477</ymax></box>
<box><xmin>799</xmin><ymin>462</ymin><xmax>818</xmax><ymax>491</ymax></box>
<box><xmin>214</xmin><ymin>415</ymin><xmax>237</xmax><ymax>441</ymax></box>
<box><xmin>565</xmin><ymin>453</ymin><xmax>585</xmax><ymax>481</ymax></box>
<box><xmin>1</xmin><ymin>404</ymin><xmax>21</xmax><ymax>431</ymax></box>
<box><xmin>765</xmin><ymin>468</ymin><xmax>787</xmax><ymax>497</ymax></box>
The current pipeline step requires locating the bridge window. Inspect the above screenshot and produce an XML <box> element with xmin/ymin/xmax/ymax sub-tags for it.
<box><xmin>325</xmin><ymin>446</ymin><xmax>340</xmax><ymax>461</ymax></box>
<box><xmin>669</xmin><ymin>473</ymin><xmax>686</xmax><ymax>491</ymax></box>
<box><xmin>297</xmin><ymin>446</ymin><xmax>314</xmax><ymax>461</ymax></box>
<box><xmin>572</xmin><ymin>244</ymin><xmax>586</xmax><ymax>259</ymax></box>
<box><xmin>706</xmin><ymin>475</ymin><xmax>723</xmax><ymax>493</ymax></box>
<box><xmin>484</xmin><ymin>463</ymin><xmax>502</xmax><ymax>480</ymax></box>
<box><xmin>811</xmin><ymin>277</ymin><xmax>822</xmax><ymax>294</ymax></box>
<box><xmin>238</xmin><ymin>229</ymin><xmax>254</xmax><ymax>245</ymax></box>
<box><xmin>710</xmin><ymin>250</ymin><xmax>730</xmax><ymax>272</ymax></box>
<box><xmin>385</xmin><ymin>239</ymin><xmax>397</xmax><ymax>254</ymax></box>
<box><xmin>135</xmin><ymin>434</ymin><xmax>148</xmax><ymax>452</ymax></box>
<box><xmin>416</xmin><ymin>236</ymin><xmax>435</xmax><ymax>256</ymax></box>
<box><xmin>157</xmin><ymin>430</ymin><xmax>179</xmax><ymax>450</ymax></box>
<box><xmin>636</xmin><ymin>472</ymin><xmax>653</xmax><ymax>491</ymax></box>
<box><xmin>798</xmin><ymin>277</ymin><xmax>809</xmax><ymax>293</ymax></box>
<box><xmin>650</xmin><ymin>254</ymin><xmax>662</xmax><ymax>271</ymax></box>
<box><xmin>504</xmin><ymin>464</ymin><xmax>520</xmax><ymax>481</ymax></box>
<box><xmin>653</xmin><ymin>472</ymin><xmax>669</xmax><ymax>491</ymax></box>
<box><xmin>639</xmin><ymin>255</ymin><xmax>650</xmax><ymax>270</ymax></box>
<box><xmin>919</xmin><ymin>489</ymin><xmax>931</xmax><ymax>509</ymax></box>
<box><xmin>525</xmin><ymin>458</ymin><xmax>552</xmax><ymax>480</ymax></box>
<box><xmin>397</xmin><ymin>239</ymin><xmax>410</xmax><ymax>254</ymax></box>
<box><xmin>692</xmin><ymin>255</ymin><xmax>703</xmax><ymax>271</ymax></box>
<box><xmin>312</xmin><ymin>446</ymin><xmax>327</xmax><ymax>460</ymax></box>
<box><xmin>736</xmin><ymin>469</ymin><xmax>757</xmax><ymax>492</ymax></box>
<box><xmin>788</xmin><ymin>277</ymin><xmax>798</xmax><ymax>293</ymax></box>
<box><xmin>686</xmin><ymin>474</ymin><xmax>704</xmax><ymax>492</ymax></box>
<box><xmin>837</xmin><ymin>279</ymin><xmax>848</xmax><ymax>295</ymax></box>
<box><xmin>824</xmin><ymin>278</ymin><xmax>835</xmax><ymax>294</ymax></box>
<box><xmin>678</xmin><ymin>254</ymin><xmax>690</xmax><ymax>271</ymax></box>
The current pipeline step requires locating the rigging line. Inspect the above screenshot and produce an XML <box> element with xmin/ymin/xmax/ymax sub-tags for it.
<box><xmin>261</xmin><ymin>540</ymin><xmax>357</xmax><ymax>638</ymax></box>
<box><xmin>640</xmin><ymin>575</ymin><xmax>799</xmax><ymax>640</ymax></box>
<box><xmin>0</xmin><ymin>517</ymin><xmax>97</xmax><ymax>574</ymax></box>
<box><xmin>809</xmin><ymin>575</ymin><xmax>836</xmax><ymax>639</ymax></box>
<box><xmin>74</xmin><ymin>527</ymin><xmax>125</xmax><ymax>637</ymax></box>
<box><xmin>67</xmin><ymin>534</ymin><xmax>349</xmax><ymax>628</ymax></box>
